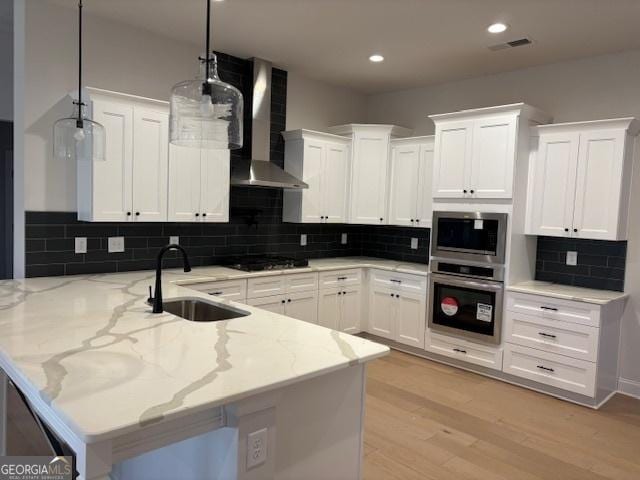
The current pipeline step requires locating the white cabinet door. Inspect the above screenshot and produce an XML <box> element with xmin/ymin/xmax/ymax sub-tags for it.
<box><xmin>528</xmin><ymin>132</ymin><xmax>580</xmax><ymax>237</ymax></box>
<box><xmin>246</xmin><ymin>295</ymin><xmax>286</xmax><ymax>315</ymax></box>
<box><xmin>132</xmin><ymin>107</ymin><xmax>168</xmax><ymax>222</ymax></box>
<box><xmin>340</xmin><ymin>286</ymin><xmax>362</xmax><ymax>334</ymax></box>
<box><xmin>285</xmin><ymin>291</ymin><xmax>318</xmax><ymax>325</ymax></box>
<box><xmin>168</xmin><ymin>144</ymin><xmax>201</xmax><ymax>222</ymax></box>
<box><xmin>350</xmin><ymin>132</ymin><xmax>390</xmax><ymax>224</ymax></box>
<box><xmin>322</xmin><ymin>142</ymin><xmax>349</xmax><ymax>223</ymax></box>
<box><xmin>300</xmin><ymin>140</ymin><xmax>324</xmax><ymax>223</ymax></box>
<box><xmin>368</xmin><ymin>287</ymin><xmax>396</xmax><ymax>340</ymax></box>
<box><xmin>572</xmin><ymin>130</ymin><xmax>626</xmax><ymax>240</ymax></box>
<box><xmin>201</xmin><ymin>149</ymin><xmax>230</xmax><ymax>222</ymax></box>
<box><xmin>388</xmin><ymin>144</ymin><xmax>419</xmax><ymax>227</ymax></box>
<box><xmin>318</xmin><ymin>289</ymin><xmax>341</xmax><ymax>330</ymax></box>
<box><xmin>469</xmin><ymin>116</ymin><xmax>516</xmax><ymax>198</ymax></box>
<box><xmin>416</xmin><ymin>142</ymin><xmax>434</xmax><ymax>228</ymax></box>
<box><xmin>91</xmin><ymin>98</ymin><xmax>133</xmax><ymax>221</ymax></box>
<box><xmin>395</xmin><ymin>291</ymin><xmax>426</xmax><ymax>348</ymax></box>
<box><xmin>433</xmin><ymin>121</ymin><xmax>472</xmax><ymax>198</ymax></box>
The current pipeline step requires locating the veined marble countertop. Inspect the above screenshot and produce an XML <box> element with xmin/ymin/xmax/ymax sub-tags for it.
<box><xmin>172</xmin><ymin>256</ymin><xmax>428</xmax><ymax>285</ymax></box>
<box><xmin>507</xmin><ymin>280</ymin><xmax>627</xmax><ymax>305</ymax></box>
<box><xmin>0</xmin><ymin>257</ymin><xmax>422</xmax><ymax>443</ymax></box>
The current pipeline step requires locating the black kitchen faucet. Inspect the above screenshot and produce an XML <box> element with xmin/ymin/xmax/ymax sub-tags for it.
<box><xmin>149</xmin><ymin>244</ymin><xmax>192</xmax><ymax>313</ymax></box>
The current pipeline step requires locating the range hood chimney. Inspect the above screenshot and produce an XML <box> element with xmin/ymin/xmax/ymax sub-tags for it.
<box><xmin>230</xmin><ymin>58</ymin><xmax>308</xmax><ymax>189</ymax></box>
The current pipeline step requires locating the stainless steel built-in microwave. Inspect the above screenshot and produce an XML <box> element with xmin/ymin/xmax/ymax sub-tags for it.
<box><xmin>431</xmin><ymin>212</ymin><xmax>508</xmax><ymax>264</ymax></box>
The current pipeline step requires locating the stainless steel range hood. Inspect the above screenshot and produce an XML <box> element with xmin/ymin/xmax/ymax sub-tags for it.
<box><xmin>230</xmin><ymin>58</ymin><xmax>308</xmax><ymax>189</ymax></box>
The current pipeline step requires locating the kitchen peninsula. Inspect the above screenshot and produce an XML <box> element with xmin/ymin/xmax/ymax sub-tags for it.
<box><xmin>0</xmin><ymin>262</ymin><xmax>390</xmax><ymax>480</ymax></box>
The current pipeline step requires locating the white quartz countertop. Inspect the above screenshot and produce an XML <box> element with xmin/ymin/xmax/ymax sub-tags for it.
<box><xmin>0</xmin><ymin>257</ymin><xmax>417</xmax><ymax>443</ymax></box>
<box><xmin>507</xmin><ymin>280</ymin><xmax>628</xmax><ymax>305</ymax></box>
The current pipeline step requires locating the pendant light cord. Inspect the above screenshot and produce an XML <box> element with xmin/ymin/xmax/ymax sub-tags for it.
<box><xmin>76</xmin><ymin>0</ymin><xmax>84</xmax><ymax>127</ymax></box>
<box><xmin>203</xmin><ymin>0</ymin><xmax>212</xmax><ymax>95</ymax></box>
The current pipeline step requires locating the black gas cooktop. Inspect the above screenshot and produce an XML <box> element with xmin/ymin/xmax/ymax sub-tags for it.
<box><xmin>223</xmin><ymin>256</ymin><xmax>309</xmax><ymax>272</ymax></box>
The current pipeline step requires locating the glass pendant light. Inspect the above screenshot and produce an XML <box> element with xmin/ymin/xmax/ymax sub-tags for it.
<box><xmin>169</xmin><ymin>0</ymin><xmax>243</xmax><ymax>149</ymax></box>
<box><xmin>53</xmin><ymin>0</ymin><xmax>105</xmax><ymax>162</ymax></box>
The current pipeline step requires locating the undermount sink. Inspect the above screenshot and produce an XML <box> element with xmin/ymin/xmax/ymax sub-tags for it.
<box><xmin>163</xmin><ymin>298</ymin><xmax>249</xmax><ymax>322</ymax></box>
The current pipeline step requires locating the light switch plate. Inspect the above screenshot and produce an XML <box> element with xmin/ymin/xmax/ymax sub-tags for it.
<box><xmin>300</xmin><ymin>234</ymin><xmax>307</xmax><ymax>246</ymax></box>
<box><xmin>169</xmin><ymin>236</ymin><xmax>179</xmax><ymax>245</ymax></box>
<box><xmin>341</xmin><ymin>233</ymin><xmax>348</xmax><ymax>244</ymax></box>
<box><xmin>566</xmin><ymin>251</ymin><xmax>578</xmax><ymax>266</ymax></box>
<box><xmin>108</xmin><ymin>237</ymin><xmax>125</xmax><ymax>253</ymax></box>
<box><xmin>411</xmin><ymin>238</ymin><xmax>419</xmax><ymax>250</ymax></box>
<box><xmin>247</xmin><ymin>427</ymin><xmax>268</xmax><ymax>470</ymax></box>
<box><xmin>75</xmin><ymin>237</ymin><xmax>87</xmax><ymax>254</ymax></box>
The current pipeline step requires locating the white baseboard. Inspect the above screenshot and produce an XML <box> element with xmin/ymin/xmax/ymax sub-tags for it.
<box><xmin>618</xmin><ymin>378</ymin><xmax>640</xmax><ymax>399</ymax></box>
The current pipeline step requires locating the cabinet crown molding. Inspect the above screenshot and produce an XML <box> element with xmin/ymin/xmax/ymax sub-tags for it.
<box><xmin>327</xmin><ymin>124</ymin><xmax>413</xmax><ymax>138</ymax></box>
<box><xmin>535</xmin><ymin>117</ymin><xmax>640</xmax><ymax>136</ymax></box>
<box><xmin>390</xmin><ymin>135</ymin><xmax>435</xmax><ymax>145</ymax></box>
<box><xmin>281</xmin><ymin>129</ymin><xmax>351</xmax><ymax>143</ymax></box>
<box><xmin>429</xmin><ymin>102</ymin><xmax>552</xmax><ymax>125</ymax></box>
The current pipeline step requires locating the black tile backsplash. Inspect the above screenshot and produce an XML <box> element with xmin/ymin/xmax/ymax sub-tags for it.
<box><xmin>535</xmin><ymin>236</ymin><xmax>627</xmax><ymax>291</ymax></box>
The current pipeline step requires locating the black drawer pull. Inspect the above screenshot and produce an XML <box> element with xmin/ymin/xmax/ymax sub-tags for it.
<box><xmin>536</xmin><ymin>365</ymin><xmax>555</xmax><ymax>373</ymax></box>
<box><xmin>538</xmin><ymin>332</ymin><xmax>557</xmax><ymax>339</ymax></box>
<box><xmin>540</xmin><ymin>306</ymin><xmax>558</xmax><ymax>311</ymax></box>
<box><xmin>337</xmin><ymin>276</ymin><xmax>347</xmax><ymax>280</ymax></box>
<box><xmin>453</xmin><ymin>348</ymin><xmax>467</xmax><ymax>354</ymax></box>
<box><xmin>390</xmin><ymin>279</ymin><xmax>402</xmax><ymax>283</ymax></box>
<box><xmin>209</xmin><ymin>291</ymin><xmax>223</xmax><ymax>296</ymax></box>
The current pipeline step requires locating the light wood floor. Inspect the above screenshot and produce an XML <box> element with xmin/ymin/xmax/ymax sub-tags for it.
<box><xmin>363</xmin><ymin>350</ymin><xmax>640</xmax><ymax>480</ymax></box>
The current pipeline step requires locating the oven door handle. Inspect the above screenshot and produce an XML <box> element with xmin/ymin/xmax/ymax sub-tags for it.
<box><xmin>430</xmin><ymin>273</ymin><xmax>503</xmax><ymax>292</ymax></box>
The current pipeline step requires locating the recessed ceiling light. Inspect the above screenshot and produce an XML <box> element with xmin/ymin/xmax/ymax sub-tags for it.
<box><xmin>369</xmin><ymin>54</ymin><xmax>384</xmax><ymax>63</ymax></box>
<box><xmin>487</xmin><ymin>23</ymin><xmax>508</xmax><ymax>33</ymax></box>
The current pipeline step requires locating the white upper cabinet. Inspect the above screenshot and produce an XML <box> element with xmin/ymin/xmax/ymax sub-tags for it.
<box><xmin>168</xmin><ymin>146</ymin><xmax>230</xmax><ymax>223</ymax></box>
<box><xmin>328</xmin><ymin>124</ymin><xmax>412</xmax><ymax>225</ymax></box>
<box><xmin>430</xmin><ymin>103</ymin><xmax>551</xmax><ymax>201</ymax></box>
<box><xmin>527</xmin><ymin>118</ymin><xmax>639</xmax><ymax>241</ymax></box>
<box><xmin>80</xmin><ymin>90</ymin><xmax>170</xmax><ymax>222</ymax></box>
<box><xmin>282</xmin><ymin>130</ymin><xmax>351</xmax><ymax>223</ymax></box>
<box><xmin>388</xmin><ymin>136</ymin><xmax>434</xmax><ymax>228</ymax></box>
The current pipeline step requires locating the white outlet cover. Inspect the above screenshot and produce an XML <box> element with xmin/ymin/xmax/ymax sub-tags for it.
<box><xmin>341</xmin><ymin>233</ymin><xmax>348</xmax><ymax>244</ymax></box>
<box><xmin>300</xmin><ymin>234</ymin><xmax>307</xmax><ymax>246</ymax></box>
<box><xmin>411</xmin><ymin>238</ymin><xmax>419</xmax><ymax>250</ymax></box>
<box><xmin>247</xmin><ymin>427</ymin><xmax>268</xmax><ymax>470</ymax></box>
<box><xmin>169</xmin><ymin>236</ymin><xmax>179</xmax><ymax>245</ymax></box>
<box><xmin>108</xmin><ymin>237</ymin><xmax>125</xmax><ymax>253</ymax></box>
<box><xmin>566</xmin><ymin>251</ymin><xmax>578</xmax><ymax>266</ymax></box>
<box><xmin>75</xmin><ymin>237</ymin><xmax>87</xmax><ymax>254</ymax></box>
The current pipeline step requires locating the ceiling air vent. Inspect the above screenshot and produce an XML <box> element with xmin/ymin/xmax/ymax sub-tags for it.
<box><xmin>488</xmin><ymin>37</ymin><xmax>533</xmax><ymax>51</ymax></box>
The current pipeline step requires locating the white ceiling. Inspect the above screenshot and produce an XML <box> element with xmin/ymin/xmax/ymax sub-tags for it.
<box><xmin>47</xmin><ymin>0</ymin><xmax>640</xmax><ymax>94</ymax></box>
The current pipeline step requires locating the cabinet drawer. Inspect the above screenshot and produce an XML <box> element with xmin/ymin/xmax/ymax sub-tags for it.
<box><xmin>247</xmin><ymin>276</ymin><xmax>286</xmax><ymax>299</ymax></box>
<box><xmin>425</xmin><ymin>331</ymin><xmax>503</xmax><ymax>371</ymax></box>
<box><xmin>370</xmin><ymin>269</ymin><xmax>427</xmax><ymax>294</ymax></box>
<box><xmin>319</xmin><ymin>269</ymin><xmax>362</xmax><ymax>288</ymax></box>
<box><xmin>505</xmin><ymin>311</ymin><xmax>599</xmax><ymax>362</ymax></box>
<box><xmin>186</xmin><ymin>279</ymin><xmax>247</xmax><ymax>302</ymax></box>
<box><xmin>503</xmin><ymin>344</ymin><xmax>596</xmax><ymax>397</ymax></box>
<box><xmin>284</xmin><ymin>272</ymin><xmax>319</xmax><ymax>294</ymax></box>
<box><xmin>506</xmin><ymin>292</ymin><xmax>600</xmax><ymax>327</ymax></box>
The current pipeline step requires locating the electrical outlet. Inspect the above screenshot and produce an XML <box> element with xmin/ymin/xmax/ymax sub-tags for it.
<box><xmin>566</xmin><ymin>251</ymin><xmax>578</xmax><ymax>266</ymax></box>
<box><xmin>300</xmin><ymin>234</ymin><xmax>307</xmax><ymax>246</ymax></box>
<box><xmin>341</xmin><ymin>233</ymin><xmax>348</xmax><ymax>245</ymax></box>
<box><xmin>108</xmin><ymin>237</ymin><xmax>125</xmax><ymax>253</ymax></box>
<box><xmin>169</xmin><ymin>236</ymin><xmax>179</xmax><ymax>245</ymax></box>
<box><xmin>74</xmin><ymin>237</ymin><xmax>87</xmax><ymax>254</ymax></box>
<box><xmin>247</xmin><ymin>428</ymin><xmax>268</xmax><ymax>470</ymax></box>
<box><xmin>411</xmin><ymin>238</ymin><xmax>419</xmax><ymax>250</ymax></box>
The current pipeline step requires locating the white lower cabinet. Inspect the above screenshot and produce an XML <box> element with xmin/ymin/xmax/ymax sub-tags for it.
<box><xmin>285</xmin><ymin>291</ymin><xmax>319</xmax><ymax>325</ymax></box>
<box><xmin>425</xmin><ymin>331</ymin><xmax>503</xmax><ymax>371</ymax></box>
<box><xmin>318</xmin><ymin>286</ymin><xmax>362</xmax><ymax>333</ymax></box>
<box><xmin>367</xmin><ymin>270</ymin><xmax>427</xmax><ymax>349</ymax></box>
<box><xmin>246</xmin><ymin>295</ymin><xmax>287</xmax><ymax>315</ymax></box>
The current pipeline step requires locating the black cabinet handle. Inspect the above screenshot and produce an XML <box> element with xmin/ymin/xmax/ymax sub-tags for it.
<box><xmin>470</xmin><ymin>189</ymin><xmax>475</xmax><ymax>194</ymax></box>
<box><xmin>337</xmin><ymin>276</ymin><xmax>347</xmax><ymax>280</ymax></box>
<box><xmin>390</xmin><ymin>279</ymin><xmax>402</xmax><ymax>284</ymax></box>
<box><xmin>287</xmin><ymin>299</ymin><xmax>291</xmax><ymax>303</ymax></box>
<box><xmin>389</xmin><ymin>293</ymin><xmax>394</xmax><ymax>297</ymax></box>
<box><xmin>209</xmin><ymin>291</ymin><xmax>223</xmax><ymax>296</ymax></box>
<box><xmin>410</xmin><ymin>219</ymin><xmax>414</xmax><ymax>223</ymax></box>
<box><xmin>538</xmin><ymin>332</ymin><xmax>557</xmax><ymax>339</ymax></box>
<box><xmin>416</xmin><ymin>219</ymin><xmax>420</xmax><ymax>223</ymax></box>
<box><xmin>281</xmin><ymin>299</ymin><xmax>286</xmax><ymax>304</ymax></box>
<box><xmin>338</xmin><ymin>292</ymin><xmax>343</xmax><ymax>296</ymax></box>
<box><xmin>536</xmin><ymin>365</ymin><xmax>555</xmax><ymax>373</ymax></box>
<box><xmin>564</xmin><ymin>228</ymin><xmax>569</xmax><ymax>232</ymax></box>
<box><xmin>573</xmin><ymin>228</ymin><xmax>578</xmax><ymax>233</ymax></box>
<box><xmin>453</xmin><ymin>348</ymin><xmax>467</xmax><ymax>354</ymax></box>
<box><xmin>202</xmin><ymin>213</ymin><xmax>207</xmax><ymax>217</ymax></box>
<box><xmin>126</xmin><ymin>211</ymin><xmax>132</xmax><ymax>216</ymax></box>
<box><xmin>540</xmin><ymin>306</ymin><xmax>558</xmax><ymax>312</ymax></box>
<box><xmin>395</xmin><ymin>294</ymin><xmax>400</xmax><ymax>298</ymax></box>
<box><xmin>463</xmin><ymin>189</ymin><xmax>467</xmax><ymax>194</ymax></box>
<box><xmin>135</xmin><ymin>212</ymin><xmax>141</xmax><ymax>217</ymax></box>
<box><xmin>380</xmin><ymin>217</ymin><xmax>384</xmax><ymax>222</ymax></box>
<box><xmin>195</xmin><ymin>213</ymin><xmax>200</xmax><ymax>217</ymax></box>
<box><xmin>343</xmin><ymin>291</ymin><xmax>347</xmax><ymax>295</ymax></box>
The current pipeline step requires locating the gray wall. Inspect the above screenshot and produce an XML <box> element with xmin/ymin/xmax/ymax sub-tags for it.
<box><xmin>367</xmin><ymin>49</ymin><xmax>640</xmax><ymax>392</ymax></box>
